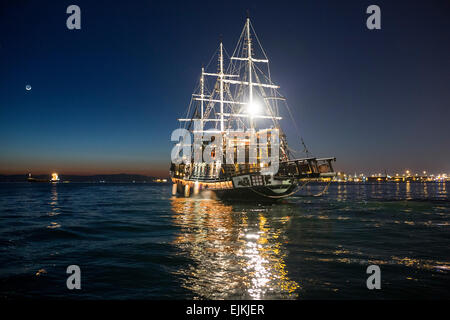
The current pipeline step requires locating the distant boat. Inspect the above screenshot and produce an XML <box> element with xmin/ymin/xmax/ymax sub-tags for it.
<box><xmin>27</xmin><ymin>176</ymin><xmax>49</xmax><ymax>183</ymax></box>
<box><xmin>27</xmin><ymin>173</ymin><xmax>60</xmax><ymax>183</ymax></box>
<box><xmin>170</xmin><ymin>17</ymin><xmax>336</xmax><ymax>200</ymax></box>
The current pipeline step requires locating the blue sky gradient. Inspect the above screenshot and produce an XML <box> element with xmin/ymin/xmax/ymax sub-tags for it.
<box><xmin>0</xmin><ymin>0</ymin><xmax>449</xmax><ymax>176</ymax></box>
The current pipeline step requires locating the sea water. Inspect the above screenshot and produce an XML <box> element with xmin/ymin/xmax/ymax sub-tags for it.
<box><xmin>0</xmin><ymin>182</ymin><xmax>448</xmax><ymax>299</ymax></box>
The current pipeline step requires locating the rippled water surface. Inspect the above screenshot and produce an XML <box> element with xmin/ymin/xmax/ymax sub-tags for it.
<box><xmin>0</xmin><ymin>182</ymin><xmax>449</xmax><ymax>299</ymax></box>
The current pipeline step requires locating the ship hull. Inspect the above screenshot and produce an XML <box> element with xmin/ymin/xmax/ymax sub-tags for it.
<box><xmin>170</xmin><ymin>157</ymin><xmax>337</xmax><ymax>200</ymax></box>
<box><xmin>171</xmin><ymin>175</ymin><xmax>298</xmax><ymax>200</ymax></box>
<box><xmin>214</xmin><ymin>184</ymin><xmax>298</xmax><ymax>200</ymax></box>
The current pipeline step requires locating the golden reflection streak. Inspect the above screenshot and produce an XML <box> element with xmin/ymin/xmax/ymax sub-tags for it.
<box><xmin>170</xmin><ymin>197</ymin><xmax>299</xmax><ymax>299</ymax></box>
<box><xmin>47</xmin><ymin>185</ymin><xmax>61</xmax><ymax>229</ymax></box>
<box><xmin>405</xmin><ymin>181</ymin><xmax>411</xmax><ymax>200</ymax></box>
<box><xmin>337</xmin><ymin>183</ymin><xmax>347</xmax><ymax>201</ymax></box>
<box><xmin>48</xmin><ymin>185</ymin><xmax>59</xmax><ymax>216</ymax></box>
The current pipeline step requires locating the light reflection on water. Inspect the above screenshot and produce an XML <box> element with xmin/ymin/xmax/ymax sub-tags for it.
<box><xmin>169</xmin><ymin>182</ymin><xmax>449</xmax><ymax>299</ymax></box>
<box><xmin>171</xmin><ymin>197</ymin><xmax>299</xmax><ymax>299</ymax></box>
<box><xmin>47</xmin><ymin>185</ymin><xmax>61</xmax><ymax>229</ymax></box>
<box><xmin>50</xmin><ymin>185</ymin><xmax>58</xmax><ymax>204</ymax></box>
<box><xmin>406</xmin><ymin>181</ymin><xmax>411</xmax><ymax>200</ymax></box>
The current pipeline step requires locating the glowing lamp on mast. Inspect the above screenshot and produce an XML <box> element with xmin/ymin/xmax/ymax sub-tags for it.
<box><xmin>247</xmin><ymin>100</ymin><xmax>261</xmax><ymax>116</ymax></box>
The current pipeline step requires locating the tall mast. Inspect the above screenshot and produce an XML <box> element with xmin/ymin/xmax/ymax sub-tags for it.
<box><xmin>219</xmin><ymin>42</ymin><xmax>224</xmax><ymax>132</ymax></box>
<box><xmin>246</xmin><ymin>18</ymin><xmax>254</xmax><ymax>129</ymax></box>
<box><xmin>194</xmin><ymin>42</ymin><xmax>240</xmax><ymax>130</ymax></box>
<box><xmin>200</xmin><ymin>66</ymin><xmax>205</xmax><ymax>122</ymax></box>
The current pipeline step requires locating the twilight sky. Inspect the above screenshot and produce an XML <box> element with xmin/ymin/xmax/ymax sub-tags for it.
<box><xmin>0</xmin><ymin>0</ymin><xmax>449</xmax><ymax>177</ymax></box>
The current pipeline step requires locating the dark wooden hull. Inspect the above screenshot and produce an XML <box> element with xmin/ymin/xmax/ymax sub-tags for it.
<box><xmin>172</xmin><ymin>175</ymin><xmax>299</xmax><ymax>200</ymax></box>
<box><xmin>170</xmin><ymin>156</ymin><xmax>337</xmax><ymax>201</ymax></box>
<box><xmin>213</xmin><ymin>184</ymin><xmax>298</xmax><ymax>200</ymax></box>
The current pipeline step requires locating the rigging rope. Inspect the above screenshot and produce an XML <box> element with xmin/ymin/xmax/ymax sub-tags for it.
<box><xmin>313</xmin><ymin>180</ymin><xmax>332</xmax><ymax>197</ymax></box>
<box><xmin>295</xmin><ymin>180</ymin><xmax>332</xmax><ymax>197</ymax></box>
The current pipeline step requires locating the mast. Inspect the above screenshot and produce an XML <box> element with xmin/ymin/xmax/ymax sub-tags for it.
<box><xmin>200</xmin><ymin>66</ymin><xmax>205</xmax><ymax>123</ymax></box>
<box><xmin>194</xmin><ymin>42</ymin><xmax>240</xmax><ymax>130</ymax></box>
<box><xmin>191</xmin><ymin>22</ymin><xmax>280</xmax><ymax>132</ymax></box>
<box><xmin>246</xmin><ymin>18</ymin><xmax>254</xmax><ymax>129</ymax></box>
<box><xmin>219</xmin><ymin>42</ymin><xmax>224</xmax><ymax>132</ymax></box>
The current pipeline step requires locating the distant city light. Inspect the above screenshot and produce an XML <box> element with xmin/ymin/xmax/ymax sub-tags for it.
<box><xmin>333</xmin><ymin>170</ymin><xmax>449</xmax><ymax>183</ymax></box>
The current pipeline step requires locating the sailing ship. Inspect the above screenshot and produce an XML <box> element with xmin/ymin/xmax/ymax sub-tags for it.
<box><xmin>170</xmin><ymin>17</ymin><xmax>336</xmax><ymax>199</ymax></box>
